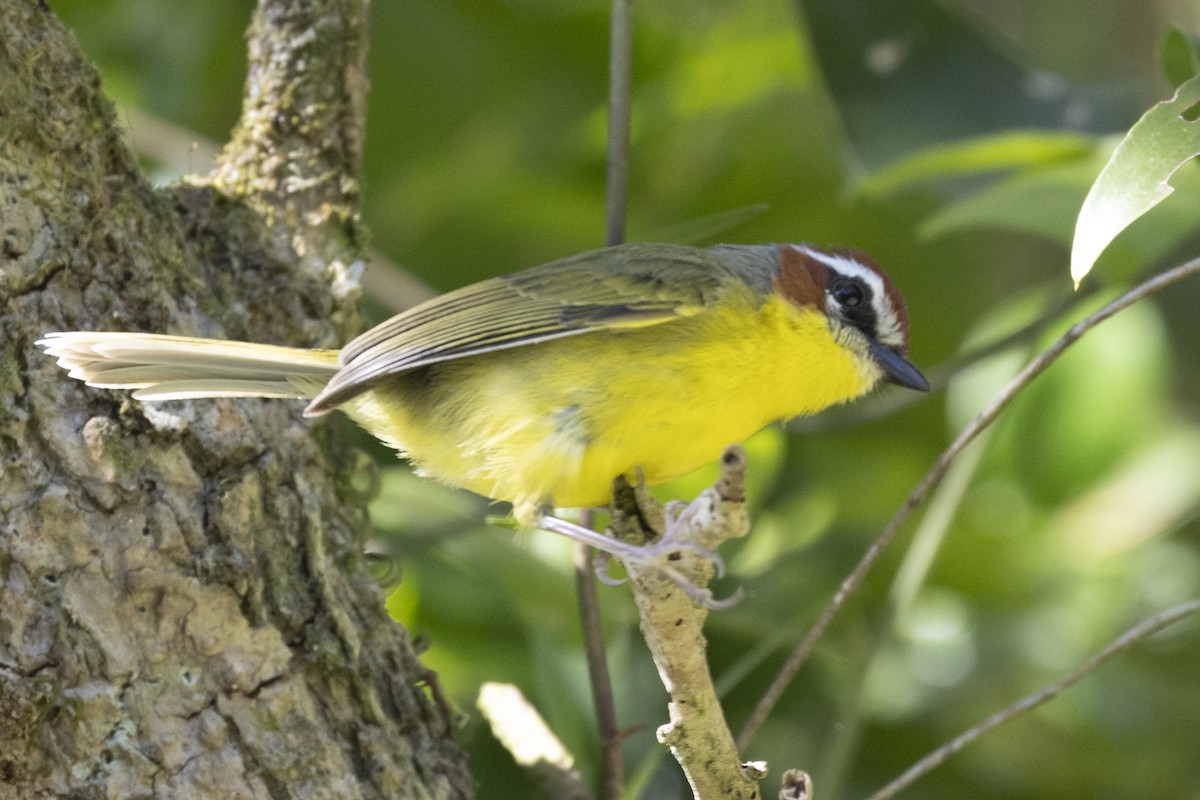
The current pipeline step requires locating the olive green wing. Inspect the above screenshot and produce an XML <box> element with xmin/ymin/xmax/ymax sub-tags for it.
<box><xmin>305</xmin><ymin>243</ymin><xmax>730</xmax><ymax>414</ymax></box>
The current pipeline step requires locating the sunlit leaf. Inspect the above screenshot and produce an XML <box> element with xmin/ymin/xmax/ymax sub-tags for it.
<box><xmin>1070</xmin><ymin>75</ymin><xmax>1200</xmax><ymax>287</ymax></box>
<box><xmin>920</xmin><ymin>143</ymin><xmax>1200</xmax><ymax>283</ymax></box>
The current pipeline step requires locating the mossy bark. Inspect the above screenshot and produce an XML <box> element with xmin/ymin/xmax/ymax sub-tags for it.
<box><xmin>0</xmin><ymin>2</ymin><xmax>471</xmax><ymax>797</ymax></box>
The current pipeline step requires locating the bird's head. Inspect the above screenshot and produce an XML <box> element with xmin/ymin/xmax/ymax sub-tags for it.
<box><xmin>775</xmin><ymin>244</ymin><xmax>930</xmax><ymax>393</ymax></box>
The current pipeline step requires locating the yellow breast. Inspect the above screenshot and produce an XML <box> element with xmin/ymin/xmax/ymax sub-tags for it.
<box><xmin>345</xmin><ymin>291</ymin><xmax>875</xmax><ymax>523</ymax></box>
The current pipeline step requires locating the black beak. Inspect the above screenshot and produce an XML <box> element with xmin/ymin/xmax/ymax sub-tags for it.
<box><xmin>868</xmin><ymin>340</ymin><xmax>930</xmax><ymax>392</ymax></box>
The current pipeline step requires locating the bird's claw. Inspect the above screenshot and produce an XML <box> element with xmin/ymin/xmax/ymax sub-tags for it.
<box><xmin>692</xmin><ymin>584</ymin><xmax>746</xmax><ymax>611</ymax></box>
<box><xmin>592</xmin><ymin>550</ymin><xmax>627</xmax><ymax>586</ymax></box>
<box><xmin>538</xmin><ymin>511</ymin><xmax>741</xmax><ymax>608</ymax></box>
<box><xmin>642</xmin><ymin>560</ymin><xmax>743</xmax><ymax>610</ymax></box>
<box><xmin>592</xmin><ymin>535</ymin><xmax>737</xmax><ymax>608</ymax></box>
<box><xmin>663</xmin><ymin>499</ymin><xmax>688</xmax><ymax>527</ymax></box>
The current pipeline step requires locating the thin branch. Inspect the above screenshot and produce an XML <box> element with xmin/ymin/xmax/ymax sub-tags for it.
<box><xmin>817</xmin><ymin>437</ymin><xmax>993</xmax><ymax>799</ymax></box>
<box><xmin>801</xmin><ymin>281</ymin><xmax>1083</xmax><ymax>429</ymax></box>
<box><xmin>574</xmin><ymin>2</ymin><xmax>637</xmax><ymax>796</ymax></box>
<box><xmin>818</xmin><ymin>284</ymin><xmax>1062</xmax><ymax>797</ymax></box>
<box><xmin>865</xmin><ymin>599</ymin><xmax>1200</xmax><ymax>800</ymax></box>
<box><xmin>622</xmin><ymin>447</ymin><xmax>762</xmax><ymax>799</ymax></box>
<box><xmin>605</xmin><ymin>0</ymin><xmax>633</xmax><ymax>247</ymax></box>
<box><xmin>574</xmin><ymin>523</ymin><xmax>624</xmax><ymax>800</ymax></box>
<box><xmin>736</xmin><ymin>256</ymin><xmax>1200</xmax><ymax>751</ymax></box>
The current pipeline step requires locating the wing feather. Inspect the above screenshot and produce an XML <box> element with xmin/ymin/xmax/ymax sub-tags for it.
<box><xmin>305</xmin><ymin>244</ymin><xmax>731</xmax><ymax>414</ymax></box>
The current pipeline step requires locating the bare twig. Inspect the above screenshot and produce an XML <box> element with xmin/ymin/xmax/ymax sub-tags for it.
<box><xmin>605</xmin><ymin>0</ymin><xmax>633</xmax><ymax>247</ymax></box>
<box><xmin>802</xmin><ymin>281</ymin><xmax>1082</xmax><ymax>429</ymax></box>
<box><xmin>737</xmin><ymin>256</ymin><xmax>1200</xmax><ymax>751</ymax></box>
<box><xmin>865</xmin><ymin>599</ymin><xmax>1200</xmax><ymax>800</ymax></box>
<box><xmin>573</xmin><ymin>3</ymin><xmax>638</xmax><ymax>797</ymax></box>
<box><xmin>818</xmin><ymin>287</ymin><xmax>1068</xmax><ymax>795</ymax></box>
<box><xmin>622</xmin><ymin>446</ymin><xmax>762</xmax><ymax>799</ymax></box>
<box><xmin>574</xmin><ymin>519</ymin><xmax>624</xmax><ymax>799</ymax></box>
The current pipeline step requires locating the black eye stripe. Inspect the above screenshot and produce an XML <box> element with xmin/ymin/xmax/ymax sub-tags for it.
<box><xmin>827</xmin><ymin>276</ymin><xmax>878</xmax><ymax>340</ymax></box>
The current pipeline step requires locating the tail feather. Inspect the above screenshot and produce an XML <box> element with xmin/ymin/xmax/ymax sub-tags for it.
<box><xmin>132</xmin><ymin>377</ymin><xmax>332</xmax><ymax>401</ymax></box>
<box><xmin>38</xmin><ymin>332</ymin><xmax>340</xmax><ymax>401</ymax></box>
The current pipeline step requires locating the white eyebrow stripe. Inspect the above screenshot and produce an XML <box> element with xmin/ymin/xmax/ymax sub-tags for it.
<box><xmin>790</xmin><ymin>245</ymin><xmax>904</xmax><ymax>347</ymax></box>
<box><xmin>792</xmin><ymin>245</ymin><xmax>884</xmax><ymax>292</ymax></box>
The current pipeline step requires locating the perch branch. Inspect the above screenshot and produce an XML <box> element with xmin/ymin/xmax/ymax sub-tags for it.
<box><xmin>618</xmin><ymin>446</ymin><xmax>762</xmax><ymax>799</ymax></box>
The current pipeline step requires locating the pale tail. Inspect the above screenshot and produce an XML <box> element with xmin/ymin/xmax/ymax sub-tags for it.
<box><xmin>38</xmin><ymin>332</ymin><xmax>340</xmax><ymax>401</ymax></box>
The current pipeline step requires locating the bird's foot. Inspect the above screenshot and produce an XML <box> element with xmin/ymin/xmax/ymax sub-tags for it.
<box><xmin>537</xmin><ymin>507</ymin><xmax>740</xmax><ymax>610</ymax></box>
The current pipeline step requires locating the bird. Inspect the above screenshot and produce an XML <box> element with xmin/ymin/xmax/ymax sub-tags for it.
<box><xmin>39</xmin><ymin>242</ymin><xmax>928</xmax><ymax>581</ymax></box>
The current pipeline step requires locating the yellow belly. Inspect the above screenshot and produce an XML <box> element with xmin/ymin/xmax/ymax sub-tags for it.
<box><xmin>345</xmin><ymin>293</ymin><xmax>875</xmax><ymax>523</ymax></box>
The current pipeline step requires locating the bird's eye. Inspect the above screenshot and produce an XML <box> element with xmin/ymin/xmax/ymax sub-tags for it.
<box><xmin>830</xmin><ymin>280</ymin><xmax>864</xmax><ymax>308</ymax></box>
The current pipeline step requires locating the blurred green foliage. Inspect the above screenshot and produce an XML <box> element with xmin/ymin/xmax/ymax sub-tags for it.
<box><xmin>54</xmin><ymin>0</ymin><xmax>1200</xmax><ymax>798</ymax></box>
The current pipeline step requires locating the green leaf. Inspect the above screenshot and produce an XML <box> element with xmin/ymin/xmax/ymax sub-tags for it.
<box><xmin>1160</xmin><ymin>27</ymin><xmax>1200</xmax><ymax>89</ymax></box>
<box><xmin>1070</xmin><ymin>75</ymin><xmax>1200</xmax><ymax>287</ymax></box>
<box><xmin>856</xmin><ymin>131</ymin><xmax>1094</xmax><ymax>200</ymax></box>
<box><xmin>921</xmin><ymin>143</ymin><xmax>1200</xmax><ymax>282</ymax></box>
<box><xmin>920</xmin><ymin>149</ymin><xmax>1110</xmax><ymax>245</ymax></box>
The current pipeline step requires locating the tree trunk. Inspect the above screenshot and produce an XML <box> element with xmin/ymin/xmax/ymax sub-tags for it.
<box><xmin>0</xmin><ymin>1</ymin><xmax>472</xmax><ymax>797</ymax></box>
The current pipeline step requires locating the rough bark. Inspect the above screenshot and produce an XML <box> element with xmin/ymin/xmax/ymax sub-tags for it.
<box><xmin>0</xmin><ymin>2</ymin><xmax>472</xmax><ymax>797</ymax></box>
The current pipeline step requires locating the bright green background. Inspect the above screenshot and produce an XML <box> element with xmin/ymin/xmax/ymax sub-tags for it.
<box><xmin>54</xmin><ymin>1</ymin><xmax>1200</xmax><ymax>798</ymax></box>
